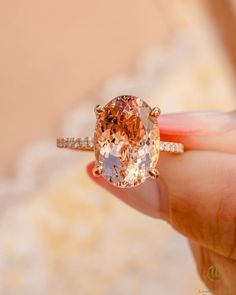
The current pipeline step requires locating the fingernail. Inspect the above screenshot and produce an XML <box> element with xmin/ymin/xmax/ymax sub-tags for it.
<box><xmin>86</xmin><ymin>162</ymin><xmax>169</xmax><ymax>220</ymax></box>
<box><xmin>159</xmin><ymin>111</ymin><xmax>232</xmax><ymax>136</ymax></box>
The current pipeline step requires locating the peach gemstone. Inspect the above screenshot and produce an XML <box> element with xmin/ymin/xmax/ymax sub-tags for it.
<box><xmin>94</xmin><ymin>96</ymin><xmax>160</xmax><ymax>188</ymax></box>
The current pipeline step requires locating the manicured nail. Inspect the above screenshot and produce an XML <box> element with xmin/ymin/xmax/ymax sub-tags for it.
<box><xmin>159</xmin><ymin>111</ymin><xmax>232</xmax><ymax>136</ymax></box>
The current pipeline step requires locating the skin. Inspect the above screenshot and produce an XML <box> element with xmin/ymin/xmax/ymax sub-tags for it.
<box><xmin>87</xmin><ymin>111</ymin><xmax>236</xmax><ymax>294</ymax></box>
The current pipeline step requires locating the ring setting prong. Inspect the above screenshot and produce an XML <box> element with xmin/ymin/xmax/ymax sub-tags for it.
<box><xmin>149</xmin><ymin>107</ymin><xmax>161</xmax><ymax>122</ymax></box>
<box><xmin>148</xmin><ymin>168</ymin><xmax>160</xmax><ymax>178</ymax></box>
<box><xmin>94</xmin><ymin>105</ymin><xmax>105</xmax><ymax>116</ymax></box>
<box><xmin>92</xmin><ymin>162</ymin><xmax>103</xmax><ymax>177</ymax></box>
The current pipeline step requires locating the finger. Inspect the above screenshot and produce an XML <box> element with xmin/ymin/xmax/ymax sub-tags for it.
<box><xmin>190</xmin><ymin>240</ymin><xmax>236</xmax><ymax>295</ymax></box>
<box><xmin>87</xmin><ymin>161</ymin><xmax>169</xmax><ymax>220</ymax></box>
<box><xmin>87</xmin><ymin>151</ymin><xmax>236</xmax><ymax>259</ymax></box>
<box><xmin>158</xmin><ymin>151</ymin><xmax>236</xmax><ymax>260</ymax></box>
<box><xmin>159</xmin><ymin>111</ymin><xmax>236</xmax><ymax>153</ymax></box>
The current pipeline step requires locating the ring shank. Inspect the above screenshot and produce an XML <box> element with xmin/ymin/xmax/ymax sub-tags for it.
<box><xmin>57</xmin><ymin>137</ymin><xmax>184</xmax><ymax>153</ymax></box>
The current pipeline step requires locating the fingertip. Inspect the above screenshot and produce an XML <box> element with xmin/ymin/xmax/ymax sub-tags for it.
<box><xmin>86</xmin><ymin>160</ymin><xmax>168</xmax><ymax>220</ymax></box>
<box><xmin>86</xmin><ymin>161</ymin><xmax>95</xmax><ymax>178</ymax></box>
<box><xmin>86</xmin><ymin>161</ymin><xmax>114</xmax><ymax>189</ymax></box>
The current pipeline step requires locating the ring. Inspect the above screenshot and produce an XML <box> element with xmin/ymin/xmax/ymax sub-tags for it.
<box><xmin>57</xmin><ymin>95</ymin><xmax>184</xmax><ymax>188</ymax></box>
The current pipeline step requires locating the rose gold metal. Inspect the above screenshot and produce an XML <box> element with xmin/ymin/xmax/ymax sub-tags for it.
<box><xmin>57</xmin><ymin>137</ymin><xmax>184</xmax><ymax>153</ymax></box>
<box><xmin>92</xmin><ymin>162</ymin><xmax>103</xmax><ymax>177</ymax></box>
<box><xmin>94</xmin><ymin>105</ymin><xmax>105</xmax><ymax>116</ymax></box>
<box><xmin>56</xmin><ymin>137</ymin><xmax>93</xmax><ymax>151</ymax></box>
<box><xmin>149</xmin><ymin>107</ymin><xmax>161</xmax><ymax>121</ymax></box>
<box><xmin>148</xmin><ymin>168</ymin><xmax>160</xmax><ymax>178</ymax></box>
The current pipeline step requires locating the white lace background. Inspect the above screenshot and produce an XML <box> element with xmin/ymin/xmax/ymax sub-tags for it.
<box><xmin>0</xmin><ymin>15</ymin><xmax>235</xmax><ymax>295</ymax></box>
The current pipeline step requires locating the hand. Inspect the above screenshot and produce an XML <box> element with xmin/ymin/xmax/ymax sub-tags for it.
<box><xmin>87</xmin><ymin>111</ymin><xmax>236</xmax><ymax>295</ymax></box>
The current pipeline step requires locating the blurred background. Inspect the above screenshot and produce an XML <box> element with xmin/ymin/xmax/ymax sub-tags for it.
<box><xmin>0</xmin><ymin>0</ymin><xmax>236</xmax><ymax>294</ymax></box>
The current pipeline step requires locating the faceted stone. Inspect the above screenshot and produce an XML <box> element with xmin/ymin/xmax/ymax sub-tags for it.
<box><xmin>94</xmin><ymin>95</ymin><xmax>160</xmax><ymax>188</ymax></box>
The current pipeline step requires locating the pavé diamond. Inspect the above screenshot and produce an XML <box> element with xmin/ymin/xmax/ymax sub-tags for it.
<box><xmin>94</xmin><ymin>95</ymin><xmax>160</xmax><ymax>188</ymax></box>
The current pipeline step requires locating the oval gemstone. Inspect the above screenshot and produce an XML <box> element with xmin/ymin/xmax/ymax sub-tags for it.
<box><xmin>94</xmin><ymin>95</ymin><xmax>160</xmax><ymax>188</ymax></box>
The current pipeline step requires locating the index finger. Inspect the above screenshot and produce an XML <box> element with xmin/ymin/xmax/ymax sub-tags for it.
<box><xmin>159</xmin><ymin>111</ymin><xmax>236</xmax><ymax>153</ymax></box>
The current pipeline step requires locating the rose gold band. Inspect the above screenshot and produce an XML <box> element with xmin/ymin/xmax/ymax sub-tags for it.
<box><xmin>56</xmin><ymin>137</ymin><xmax>184</xmax><ymax>154</ymax></box>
